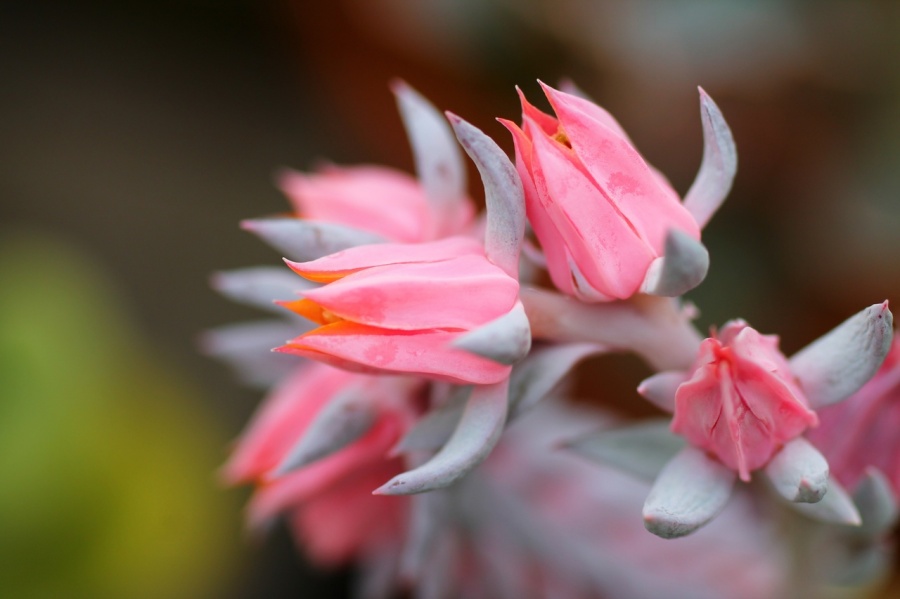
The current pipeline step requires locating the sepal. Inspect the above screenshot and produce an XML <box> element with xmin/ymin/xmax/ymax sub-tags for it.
<box><xmin>452</xmin><ymin>301</ymin><xmax>531</xmax><ymax>366</ymax></box>
<box><xmin>448</xmin><ymin>113</ymin><xmax>526</xmax><ymax>278</ymax></box>
<box><xmin>242</xmin><ymin>217</ymin><xmax>385</xmax><ymax>262</ymax></box>
<box><xmin>763</xmin><ymin>437</ymin><xmax>829</xmax><ymax>503</ymax></box>
<box><xmin>273</xmin><ymin>389</ymin><xmax>378</xmax><ymax>476</ymax></box>
<box><xmin>375</xmin><ymin>380</ymin><xmax>509</xmax><ymax>495</ymax></box>
<box><xmin>790</xmin><ymin>476</ymin><xmax>862</xmax><ymax>526</ymax></box>
<box><xmin>643</xmin><ymin>447</ymin><xmax>736</xmax><ymax>538</ymax></box>
<box><xmin>640</xmin><ymin>229</ymin><xmax>710</xmax><ymax>297</ymax></box>
<box><xmin>682</xmin><ymin>88</ymin><xmax>737</xmax><ymax>229</ymax></box>
<box><xmin>790</xmin><ymin>302</ymin><xmax>892</xmax><ymax>408</ymax></box>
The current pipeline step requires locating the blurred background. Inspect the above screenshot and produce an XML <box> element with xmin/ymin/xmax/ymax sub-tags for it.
<box><xmin>2</xmin><ymin>1</ymin><xmax>900</xmax><ymax>597</ymax></box>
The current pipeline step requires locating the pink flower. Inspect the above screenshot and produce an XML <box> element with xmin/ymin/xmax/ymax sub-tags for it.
<box><xmin>809</xmin><ymin>337</ymin><xmax>900</xmax><ymax>495</ymax></box>
<box><xmin>276</xmin><ymin>237</ymin><xmax>522</xmax><ymax>385</ymax></box>
<box><xmin>502</xmin><ymin>82</ymin><xmax>735</xmax><ymax>301</ymax></box>
<box><xmin>223</xmin><ymin>363</ymin><xmax>418</xmax><ymax>566</ymax></box>
<box><xmin>670</xmin><ymin>320</ymin><xmax>818</xmax><ymax>481</ymax></box>
<box><xmin>636</xmin><ymin>303</ymin><xmax>892</xmax><ymax>538</ymax></box>
<box><xmin>279</xmin><ymin>164</ymin><xmax>474</xmax><ymax>243</ymax></box>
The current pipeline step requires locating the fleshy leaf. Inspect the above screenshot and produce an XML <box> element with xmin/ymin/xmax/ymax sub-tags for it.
<box><xmin>791</xmin><ymin>476</ymin><xmax>862</xmax><ymax>526</ymax></box>
<box><xmin>637</xmin><ymin>371</ymin><xmax>688</xmax><ymax>413</ymax></box>
<box><xmin>508</xmin><ymin>342</ymin><xmax>603</xmax><ymax>419</ymax></box>
<box><xmin>643</xmin><ymin>446</ymin><xmax>736</xmax><ymax>538</ymax></box>
<box><xmin>853</xmin><ymin>468</ymin><xmax>898</xmax><ymax>538</ymax></box>
<box><xmin>374</xmin><ymin>380</ymin><xmax>509</xmax><ymax>495</ymax></box>
<box><xmin>448</xmin><ymin>113</ymin><xmax>525</xmax><ymax>278</ymax></box>
<box><xmin>392</xmin><ymin>81</ymin><xmax>466</xmax><ymax>211</ymax></box>
<box><xmin>211</xmin><ymin>267</ymin><xmax>314</xmax><ymax>312</ymax></box>
<box><xmin>639</xmin><ymin>229</ymin><xmax>710</xmax><ymax>297</ymax></box>
<box><xmin>241</xmin><ymin>218</ymin><xmax>386</xmax><ymax>262</ymax></box>
<box><xmin>452</xmin><ymin>301</ymin><xmax>531</xmax><ymax>366</ymax></box>
<box><xmin>566</xmin><ymin>419</ymin><xmax>685</xmax><ymax>481</ymax></box>
<box><xmin>273</xmin><ymin>389</ymin><xmax>377</xmax><ymax>476</ymax></box>
<box><xmin>682</xmin><ymin>88</ymin><xmax>737</xmax><ymax>229</ymax></box>
<box><xmin>199</xmin><ymin>320</ymin><xmax>303</xmax><ymax>388</ymax></box>
<box><xmin>391</xmin><ymin>387</ymin><xmax>470</xmax><ymax>455</ymax></box>
<box><xmin>763</xmin><ymin>437</ymin><xmax>829</xmax><ymax>503</ymax></box>
<box><xmin>790</xmin><ymin>302</ymin><xmax>893</xmax><ymax>408</ymax></box>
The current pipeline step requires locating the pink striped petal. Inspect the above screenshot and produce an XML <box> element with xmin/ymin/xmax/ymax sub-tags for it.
<box><xmin>300</xmin><ymin>255</ymin><xmax>519</xmax><ymax>330</ymax></box>
<box><xmin>286</xmin><ymin>236</ymin><xmax>483</xmax><ymax>283</ymax></box>
<box><xmin>530</xmin><ymin>129</ymin><xmax>654</xmax><ymax>299</ymax></box>
<box><xmin>248</xmin><ymin>413</ymin><xmax>406</xmax><ymax>526</ymax></box>
<box><xmin>500</xmin><ymin>118</ymin><xmax>576</xmax><ymax>297</ymax></box>
<box><xmin>222</xmin><ymin>364</ymin><xmax>354</xmax><ymax>484</ymax></box>
<box><xmin>279</xmin><ymin>322</ymin><xmax>511</xmax><ymax>385</ymax></box>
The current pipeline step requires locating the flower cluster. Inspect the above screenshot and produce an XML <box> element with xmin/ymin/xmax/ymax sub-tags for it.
<box><xmin>208</xmin><ymin>80</ymin><xmax>897</xmax><ymax>597</ymax></box>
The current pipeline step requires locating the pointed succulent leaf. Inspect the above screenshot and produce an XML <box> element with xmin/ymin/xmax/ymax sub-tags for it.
<box><xmin>199</xmin><ymin>320</ymin><xmax>304</xmax><ymax>387</ymax></box>
<box><xmin>273</xmin><ymin>390</ymin><xmax>377</xmax><ymax>475</ymax></box>
<box><xmin>640</xmin><ymin>229</ymin><xmax>710</xmax><ymax>297</ymax></box>
<box><xmin>791</xmin><ymin>476</ymin><xmax>862</xmax><ymax>526</ymax></box>
<box><xmin>375</xmin><ymin>380</ymin><xmax>509</xmax><ymax>495</ymax></box>
<box><xmin>447</xmin><ymin>112</ymin><xmax>525</xmax><ymax>278</ymax></box>
<box><xmin>637</xmin><ymin>371</ymin><xmax>688</xmax><ymax>413</ymax></box>
<box><xmin>764</xmin><ymin>437</ymin><xmax>829</xmax><ymax>503</ymax></box>
<box><xmin>643</xmin><ymin>446</ymin><xmax>736</xmax><ymax>538</ymax></box>
<box><xmin>452</xmin><ymin>301</ymin><xmax>531</xmax><ymax>366</ymax></box>
<box><xmin>392</xmin><ymin>80</ymin><xmax>466</xmax><ymax>209</ymax></box>
<box><xmin>211</xmin><ymin>266</ymin><xmax>315</xmax><ymax>312</ymax></box>
<box><xmin>391</xmin><ymin>387</ymin><xmax>470</xmax><ymax>455</ymax></box>
<box><xmin>566</xmin><ymin>419</ymin><xmax>685</xmax><ymax>481</ymax></box>
<box><xmin>241</xmin><ymin>218</ymin><xmax>386</xmax><ymax>262</ymax></box>
<box><xmin>508</xmin><ymin>342</ymin><xmax>602</xmax><ymax>420</ymax></box>
<box><xmin>682</xmin><ymin>88</ymin><xmax>737</xmax><ymax>229</ymax></box>
<box><xmin>853</xmin><ymin>467</ymin><xmax>898</xmax><ymax>538</ymax></box>
<box><xmin>790</xmin><ymin>302</ymin><xmax>893</xmax><ymax>408</ymax></box>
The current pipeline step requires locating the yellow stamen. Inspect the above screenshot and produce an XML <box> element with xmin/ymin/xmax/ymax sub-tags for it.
<box><xmin>553</xmin><ymin>126</ymin><xmax>571</xmax><ymax>148</ymax></box>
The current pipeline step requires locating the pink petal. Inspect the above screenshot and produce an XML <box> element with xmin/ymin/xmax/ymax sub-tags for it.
<box><xmin>529</xmin><ymin>129</ymin><xmax>655</xmax><ymax>299</ymax></box>
<box><xmin>279</xmin><ymin>322</ymin><xmax>512</xmax><ymax>385</ymax></box>
<box><xmin>248</xmin><ymin>413</ymin><xmax>405</xmax><ymax>526</ymax></box>
<box><xmin>516</xmin><ymin>86</ymin><xmax>559</xmax><ymax>136</ymax></box>
<box><xmin>301</xmin><ymin>255</ymin><xmax>519</xmax><ymax>331</ymax></box>
<box><xmin>221</xmin><ymin>364</ymin><xmax>354</xmax><ymax>484</ymax></box>
<box><xmin>286</xmin><ymin>236</ymin><xmax>483</xmax><ymax>282</ymax></box>
<box><xmin>540</xmin><ymin>82</ymin><xmax>700</xmax><ymax>253</ymax></box>
<box><xmin>279</xmin><ymin>165</ymin><xmax>432</xmax><ymax>243</ymax></box>
<box><xmin>500</xmin><ymin>118</ymin><xmax>576</xmax><ymax>297</ymax></box>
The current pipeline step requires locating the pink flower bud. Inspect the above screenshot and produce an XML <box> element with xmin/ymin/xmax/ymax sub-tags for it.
<box><xmin>502</xmin><ymin>82</ymin><xmax>701</xmax><ymax>301</ymax></box>
<box><xmin>671</xmin><ymin>320</ymin><xmax>818</xmax><ymax>481</ymax></box>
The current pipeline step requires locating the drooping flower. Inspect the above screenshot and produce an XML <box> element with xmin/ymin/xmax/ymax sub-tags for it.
<box><xmin>502</xmin><ymin>82</ymin><xmax>735</xmax><ymax>301</ymax></box>
<box><xmin>276</xmin><ymin>237</ymin><xmax>523</xmax><ymax>385</ymax></box>
<box><xmin>632</xmin><ymin>303</ymin><xmax>892</xmax><ymax>538</ymax></box>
